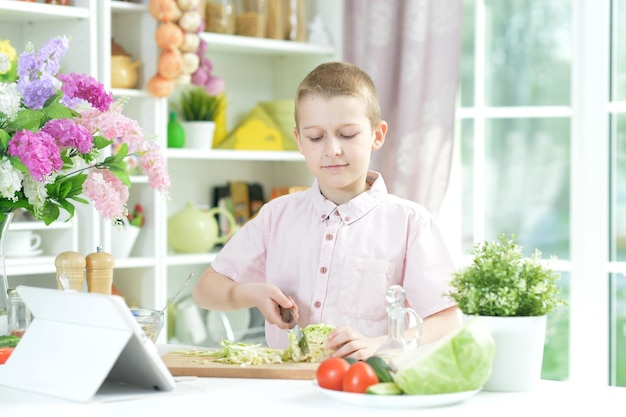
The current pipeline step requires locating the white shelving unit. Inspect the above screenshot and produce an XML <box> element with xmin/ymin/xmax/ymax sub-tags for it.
<box><xmin>0</xmin><ymin>0</ymin><xmax>96</xmax><ymax>283</ymax></box>
<box><xmin>1</xmin><ymin>0</ymin><xmax>342</xmax><ymax>345</ymax></box>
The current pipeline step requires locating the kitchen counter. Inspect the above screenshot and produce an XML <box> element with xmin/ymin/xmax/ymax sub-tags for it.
<box><xmin>0</xmin><ymin>344</ymin><xmax>623</xmax><ymax>416</ymax></box>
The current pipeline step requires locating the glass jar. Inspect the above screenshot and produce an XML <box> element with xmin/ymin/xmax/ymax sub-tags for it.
<box><xmin>265</xmin><ymin>0</ymin><xmax>285</xmax><ymax>40</ymax></box>
<box><xmin>285</xmin><ymin>0</ymin><xmax>306</xmax><ymax>42</ymax></box>
<box><xmin>7</xmin><ymin>289</ymin><xmax>31</xmax><ymax>338</ymax></box>
<box><xmin>205</xmin><ymin>0</ymin><xmax>236</xmax><ymax>35</ymax></box>
<box><xmin>236</xmin><ymin>0</ymin><xmax>267</xmax><ymax>38</ymax></box>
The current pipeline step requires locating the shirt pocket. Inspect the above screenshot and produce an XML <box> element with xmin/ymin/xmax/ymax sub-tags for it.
<box><xmin>337</xmin><ymin>256</ymin><xmax>396</xmax><ymax>321</ymax></box>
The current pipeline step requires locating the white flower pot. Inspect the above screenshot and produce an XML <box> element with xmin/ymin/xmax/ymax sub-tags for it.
<box><xmin>478</xmin><ymin>315</ymin><xmax>547</xmax><ymax>392</ymax></box>
<box><xmin>182</xmin><ymin>121</ymin><xmax>216</xmax><ymax>150</ymax></box>
<box><xmin>110</xmin><ymin>223</ymin><xmax>141</xmax><ymax>259</ymax></box>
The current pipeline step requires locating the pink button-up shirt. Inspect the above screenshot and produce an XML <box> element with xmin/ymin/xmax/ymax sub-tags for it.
<box><xmin>211</xmin><ymin>172</ymin><xmax>456</xmax><ymax>348</ymax></box>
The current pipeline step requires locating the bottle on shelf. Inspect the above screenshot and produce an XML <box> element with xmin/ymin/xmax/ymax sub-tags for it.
<box><xmin>236</xmin><ymin>0</ymin><xmax>267</xmax><ymax>38</ymax></box>
<box><xmin>205</xmin><ymin>0</ymin><xmax>237</xmax><ymax>34</ymax></box>
<box><xmin>167</xmin><ymin>111</ymin><xmax>186</xmax><ymax>148</ymax></box>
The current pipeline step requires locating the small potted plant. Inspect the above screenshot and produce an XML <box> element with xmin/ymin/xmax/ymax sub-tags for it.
<box><xmin>178</xmin><ymin>86</ymin><xmax>224</xmax><ymax>122</ymax></box>
<box><xmin>446</xmin><ymin>234</ymin><xmax>567</xmax><ymax>392</ymax></box>
<box><xmin>110</xmin><ymin>203</ymin><xmax>145</xmax><ymax>259</ymax></box>
<box><xmin>174</xmin><ymin>86</ymin><xmax>225</xmax><ymax>150</ymax></box>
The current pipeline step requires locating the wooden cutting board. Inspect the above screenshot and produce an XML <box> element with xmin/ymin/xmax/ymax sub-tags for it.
<box><xmin>161</xmin><ymin>353</ymin><xmax>319</xmax><ymax>380</ymax></box>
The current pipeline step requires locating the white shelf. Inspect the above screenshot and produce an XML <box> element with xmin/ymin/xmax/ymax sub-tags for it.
<box><xmin>110</xmin><ymin>0</ymin><xmax>147</xmax><ymax>14</ymax></box>
<box><xmin>200</xmin><ymin>32</ymin><xmax>334</xmax><ymax>57</ymax></box>
<box><xmin>0</xmin><ymin>0</ymin><xmax>90</xmax><ymax>21</ymax></box>
<box><xmin>166</xmin><ymin>148</ymin><xmax>304</xmax><ymax>161</ymax></box>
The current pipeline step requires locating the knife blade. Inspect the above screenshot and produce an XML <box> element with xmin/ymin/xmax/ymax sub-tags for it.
<box><xmin>279</xmin><ymin>305</ymin><xmax>310</xmax><ymax>355</ymax></box>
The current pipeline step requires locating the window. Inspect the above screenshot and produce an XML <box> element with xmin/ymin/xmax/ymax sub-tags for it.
<box><xmin>455</xmin><ymin>0</ymin><xmax>624</xmax><ymax>386</ymax></box>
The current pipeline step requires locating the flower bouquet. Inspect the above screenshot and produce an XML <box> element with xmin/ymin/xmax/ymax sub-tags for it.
<box><xmin>0</xmin><ymin>36</ymin><xmax>171</xmax><ymax>226</ymax></box>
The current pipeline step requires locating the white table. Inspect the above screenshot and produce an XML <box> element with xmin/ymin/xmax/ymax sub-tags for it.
<box><xmin>0</xmin><ymin>345</ymin><xmax>623</xmax><ymax>416</ymax></box>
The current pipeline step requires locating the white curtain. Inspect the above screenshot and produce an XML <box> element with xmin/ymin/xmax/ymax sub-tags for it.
<box><xmin>343</xmin><ymin>0</ymin><xmax>463</xmax><ymax>216</ymax></box>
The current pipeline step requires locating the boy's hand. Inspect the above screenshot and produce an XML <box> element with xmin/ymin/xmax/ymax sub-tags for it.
<box><xmin>326</xmin><ymin>325</ymin><xmax>387</xmax><ymax>360</ymax></box>
<box><xmin>248</xmin><ymin>284</ymin><xmax>299</xmax><ymax>329</ymax></box>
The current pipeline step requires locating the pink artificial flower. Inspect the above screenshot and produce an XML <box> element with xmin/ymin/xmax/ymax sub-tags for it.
<box><xmin>58</xmin><ymin>72</ymin><xmax>113</xmax><ymax>112</ymax></box>
<box><xmin>41</xmin><ymin>118</ymin><xmax>94</xmax><ymax>154</ymax></box>
<box><xmin>83</xmin><ymin>168</ymin><xmax>129</xmax><ymax>220</ymax></box>
<box><xmin>139</xmin><ymin>145</ymin><xmax>171</xmax><ymax>193</ymax></box>
<box><xmin>7</xmin><ymin>130</ymin><xmax>62</xmax><ymax>181</ymax></box>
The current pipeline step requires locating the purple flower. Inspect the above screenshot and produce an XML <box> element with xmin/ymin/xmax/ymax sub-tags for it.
<box><xmin>16</xmin><ymin>36</ymin><xmax>68</xmax><ymax>110</ymax></box>
<box><xmin>59</xmin><ymin>72</ymin><xmax>113</xmax><ymax>112</ymax></box>
<box><xmin>7</xmin><ymin>130</ymin><xmax>62</xmax><ymax>182</ymax></box>
<box><xmin>18</xmin><ymin>76</ymin><xmax>57</xmax><ymax>110</ymax></box>
<box><xmin>41</xmin><ymin>118</ymin><xmax>94</xmax><ymax>154</ymax></box>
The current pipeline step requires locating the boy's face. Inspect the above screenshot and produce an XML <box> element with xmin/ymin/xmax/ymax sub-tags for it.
<box><xmin>294</xmin><ymin>94</ymin><xmax>386</xmax><ymax>202</ymax></box>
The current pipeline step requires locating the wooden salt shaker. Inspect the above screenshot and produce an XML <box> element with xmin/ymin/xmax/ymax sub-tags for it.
<box><xmin>86</xmin><ymin>247</ymin><xmax>115</xmax><ymax>294</ymax></box>
<box><xmin>55</xmin><ymin>251</ymin><xmax>86</xmax><ymax>291</ymax></box>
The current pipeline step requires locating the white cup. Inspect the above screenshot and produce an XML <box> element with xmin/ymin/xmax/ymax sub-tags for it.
<box><xmin>6</xmin><ymin>231</ymin><xmax>42</xmax><ymax>254</ymax></box>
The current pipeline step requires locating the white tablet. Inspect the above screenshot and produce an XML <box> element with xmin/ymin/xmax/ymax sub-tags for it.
<box><xmin>0</xmin><ymin>285</ymin><xmax>176</xmax><ymax>403</ymax></box>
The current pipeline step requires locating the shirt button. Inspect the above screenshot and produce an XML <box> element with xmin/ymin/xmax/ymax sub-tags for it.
<box><xmin>325</xmin><ymin>234</ymin><xmax>333</xmax><ymax>241</ymax></box>
<box><xmin>314</xmin><ymin>301</ymin><xmax>321</xmax><ymax>308</ymax></box>
<box><xmin>344</xmin><ymin>216</ymin><xmax>351</xmax><ymax>222</ymax></box>
<box><xmin>320</xmin><ymin>266</ymin><xmax>327</xmax><ymax>274</ymax></box>
<box><xmin>334</xmin><ymin>211</ymin><xmax>340</xmax><ymax>216</ymax></box>
<box><xmin>320</xmin><ymin>214</ymin><xmax>326</xmax><ymax>220</ymax></box>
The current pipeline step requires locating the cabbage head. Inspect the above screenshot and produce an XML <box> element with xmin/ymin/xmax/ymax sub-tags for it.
<box><xmin>285</xmin><ymin>323</ymin><xmax>334</xmax><ymax>362</ymax></box>
<box><xmin>392</xmin><ymin>317</ymin><xmax>495</xmax><ymax>394</ymax></box>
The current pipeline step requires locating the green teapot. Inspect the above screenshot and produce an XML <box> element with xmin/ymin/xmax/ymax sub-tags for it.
<box><xmin>167</xmin><ymin>201</ymin><xmax>239</xmax><ymax>253</ymax></box>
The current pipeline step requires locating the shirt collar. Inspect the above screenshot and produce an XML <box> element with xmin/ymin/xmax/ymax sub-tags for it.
<box><xmin>308</xmin><ymin>171</ymin><xmax>388</xmax><ymax>224</ymax></box>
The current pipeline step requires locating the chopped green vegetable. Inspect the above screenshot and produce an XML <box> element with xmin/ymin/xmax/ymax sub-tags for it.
<box><xmin>171</xmin><ymin>323</ymin><xmax>335</xmax><ymax>365</ymax></box>
<box><xmin>286</xmin><ymin>323</ymin><xmax>334</xmax><ymax>362</ymax></box>
<box><xmin>173</xmin><ymin>340</ymin><xmax>286</xmax><ymax>366</ymax></box>
<box><xmin>0</xmin><ymin>335</ymin><xmax>20</xmax><ymax>348</ymax></box>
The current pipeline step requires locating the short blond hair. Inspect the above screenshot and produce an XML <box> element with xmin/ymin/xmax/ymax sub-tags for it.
<box><xmin>294</xmin><ymin>62</ymin><xmax>381</xmax><ymax>129</ymax></box>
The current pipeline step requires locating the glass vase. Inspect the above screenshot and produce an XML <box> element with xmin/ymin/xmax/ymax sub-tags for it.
<box><xmin>0</xmin><ymin>211</ymin><xmax>14</xmax><ymax>336</ymax></box>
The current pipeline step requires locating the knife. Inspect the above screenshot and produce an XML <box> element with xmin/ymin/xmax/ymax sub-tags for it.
<box><xmin>279</xmin><ymin>305</ymin><xmax>310</xmax><ymax>355</ymax></box>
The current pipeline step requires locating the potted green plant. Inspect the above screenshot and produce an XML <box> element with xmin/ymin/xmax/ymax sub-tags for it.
<box><xmin>446</xmin><ymin>234</ymin><xmax>567</xmax><ymax>392</ymax></box>
<box><xmin>447</xmin><ymin>234</ymin><xmax>566</xmax><ymax>317</ymax></box>
<box><xmin>174</xmin><ymin>86</ymin><xmax>225</xmax><ymax>149</ymax></box>
<box><xmin>178</xmin><ymin>86</ymin><xmax>224</xmax><ymax>122</ymax></box>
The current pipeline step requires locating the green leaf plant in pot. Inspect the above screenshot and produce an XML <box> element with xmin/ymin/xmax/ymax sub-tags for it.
<box><xmin>445</xmin><ymin>234</ymin><xmax>567</xmax><ymax>392</ymax></box>
<box><xmin>174</xmin><ymin>86</ymin><xmax>225</xmax><ymax>150</ymax></box>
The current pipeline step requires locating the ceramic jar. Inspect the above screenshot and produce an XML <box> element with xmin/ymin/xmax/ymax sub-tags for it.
<box><xmin>167</xmin><ymin>201</ymin><xmax>238</xmax><ymax>253</ymax></box>
<box><xmin>110</xmin><ymin>55</ymin><xmax>141</xmax><ymax>89</ymax></box>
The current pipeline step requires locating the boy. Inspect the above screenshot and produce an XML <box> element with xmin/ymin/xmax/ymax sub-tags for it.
<box><xmin>192</xmin><ymin>62</ymin><xmax>460</xmax><ymax>359</ymax></box>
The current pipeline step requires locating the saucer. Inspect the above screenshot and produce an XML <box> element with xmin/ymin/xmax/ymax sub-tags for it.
<box><xmin>5</xmin><ymin>249</ymin><xmax>43</xmax><ymax>258</ymax></box>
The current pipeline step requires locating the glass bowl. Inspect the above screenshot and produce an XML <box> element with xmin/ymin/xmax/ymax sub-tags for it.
<box><xmin>130</xmin><ymin>308</ymin><xmax>164</xmax><ymax>343</ymax></box>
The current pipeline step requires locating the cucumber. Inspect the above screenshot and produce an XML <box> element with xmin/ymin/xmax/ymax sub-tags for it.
<box><xmin>0</xmin><ymin>335</ymin><xmax>20</xmax><ymax>348</ymax></box>
<box><xmin>344</xmin><ymin>357</ymin><xmax>358</xmax><ymax>364</ymax></box>
<box><xmin>365</xmin><ymin>355</ymin><xmax>394</xmax><ymax>383</ymax></box>
<box><xmin>366</xmin><ymin>382</ymin><xmax>403</xmax><ymax>395</ymax></box>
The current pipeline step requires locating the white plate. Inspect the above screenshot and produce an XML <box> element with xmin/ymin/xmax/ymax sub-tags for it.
<box><xmin>5</xmin><ymin>249</ymin><xmax>43</xmax><ymax>258</ymax></box>
<box><xmin>207</xmin><ymin>308</ymin><xmax>251</xmax><ymax>343</ymax></box>
<box><xmin>313</xmin><ymin>382</ymin><xmax>481</xmax><ymax>409</ymax></box>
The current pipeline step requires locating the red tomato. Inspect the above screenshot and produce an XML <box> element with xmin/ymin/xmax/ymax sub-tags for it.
<box><xmin>342</xmin><ymin>361</ymin><xmax>379</xmax><ymax>393</ymax></box>
<box><xmin>316</xmin><ymin>357</ymin><xmax>351</xmax><ymax>391</ymax></box>
<box><xmin>0</xmin><ymin>348</ymin><xmax>14</xmax><ymax>365</ymax></box>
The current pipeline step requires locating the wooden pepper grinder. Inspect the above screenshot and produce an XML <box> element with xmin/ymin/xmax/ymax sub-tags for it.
<box><xmin>55</xmin><ymin>251</ymin><xmax>86</xmax><ymax>291</ymax></box>
<box><xmin>86</xmin><ymin>247</ymin><xmax>115</xmax><ymax>295</ymax></box>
